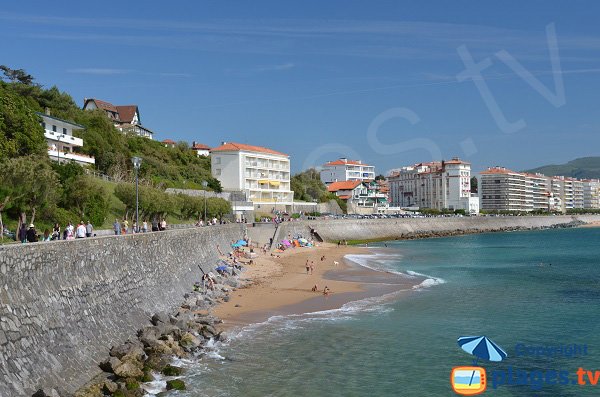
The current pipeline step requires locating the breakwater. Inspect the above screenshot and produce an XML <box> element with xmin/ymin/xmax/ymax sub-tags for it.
<box><xmin>0</xmin><ymin>225</ymin><xmax>243</xmax><ymax>396</ymax></box>
<box><xmin>274</xmin><ymin>215</ymin><xmax>600</xmax><ymax>243</ymax></box>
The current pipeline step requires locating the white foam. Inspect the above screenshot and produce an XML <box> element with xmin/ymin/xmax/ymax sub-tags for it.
<box><xmin>406</xmin><ymin>270</ymin><xmax>446</xmax><ymax>290</ymax></box>
<box><xmin>344</xmin><ymin>253</ymin><xmax>416</xmax><ymax>278</ymax></box>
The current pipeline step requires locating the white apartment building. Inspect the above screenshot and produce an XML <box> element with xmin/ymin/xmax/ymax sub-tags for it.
<box><xmin>210</xmin><ymin>142</ymin><xmax>293</xmax><ymax>212</ymax></box>
<box><xmin>37</xmin><ymin>111</ymin><xmax>95</xmax><ymax>166</ymax></box>
<box><xmin>583</xmin><ymin>180</ymin><xmax>600</xmax><ymax>209</ymax></box>
<box><xmin>320</xmin><ymin>158</ymin><xmax>375</xmax><ymax>184</ymax></box>
<box><xmin>388</xmin><ymin>158</ymin><xmax>478</xmax><ymax>213</ymax></box>
<box><xmin>479</xmin><ymin>168</ymin><xmax>592</xmax><ymax>212</ymax></box>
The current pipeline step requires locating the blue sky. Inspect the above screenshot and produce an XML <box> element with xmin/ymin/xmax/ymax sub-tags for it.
<box><xmin>2</xmin><ymin>1</ymin><xmax>600</xmax><ymax>174</ymax></box>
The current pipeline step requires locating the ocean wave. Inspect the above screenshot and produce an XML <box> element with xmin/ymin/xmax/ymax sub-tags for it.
<box><xmin>344</xmin><ymin>253</ymin><xmax>416</xmax><ymax>278</ymax></box>
<box><xmin>406</xmin><ymin>270</ymin><xmax>446</xmax><ymax>290</ymax></box>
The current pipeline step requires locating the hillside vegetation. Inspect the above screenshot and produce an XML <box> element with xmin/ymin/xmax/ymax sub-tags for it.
<box><xmin>524</xmin><ymin>157</ymin><xmax>600</xmax><ymax>179</ymax></box>
<box><xmin>0</xmin><ymin>66</ymin><xmax>228</xmax><ymax>238</ymax></box>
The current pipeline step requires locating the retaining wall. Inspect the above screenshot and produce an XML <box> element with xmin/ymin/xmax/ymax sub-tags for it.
<box><xmin>0</xmin><ymin>225</ymin><xmax>243</xmax><ymax>396</ymax></box>
<box><xmin>275</xmin><ymin>215</ymin><xmax>600</xmax><ymax>243</ymax></box>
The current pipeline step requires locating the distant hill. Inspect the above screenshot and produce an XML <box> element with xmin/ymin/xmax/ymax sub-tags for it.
<box><xmin>524</xmin><ymin>157</ymin><xmax>600</xmax><ymax>179</ymax></box>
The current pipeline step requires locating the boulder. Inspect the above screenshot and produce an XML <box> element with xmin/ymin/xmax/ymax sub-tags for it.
<box><xmin>32</xmin><ymin>389</ymin><xmax>61</xmax><ymax>397</ymax></box>
<box><xmin>151</xmin><ymin>312</ymin><xmax>170</xmax><ymax>326</ymax></box>
<box><xmin>166</xmin><ymin>379</ymin><xmax>186</xmax><ymax>391</ymax></box>
<box><xmin>99</xmin><ymin>356</ymin><xmax>122</xmax><ymax>373</ymax></box>
<box><xmin>179</xmin><ymin>332</ymin><xmax>202</xmax><ymax>351</ymax></box>
<box><xmin>114</xmin><ymin>362</ymin><xmax>144</xmax><ymax>379</ymax></box>
<box><xmin>102</xmin><ymin>379</ymin><xmax>118</xmax><ymax>394</ymax></box>
<box><xmin>109</xmin><ymin>341</ymin><xmax>142</xmax><ymax>359</ymax></box>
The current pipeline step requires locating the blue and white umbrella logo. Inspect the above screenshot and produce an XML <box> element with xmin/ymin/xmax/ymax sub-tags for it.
<box><xmin>458</xmin><ymin>335</ymin><xmax>507</xmax><ymax>363</ymax></box>
<box><xmin>457</xmin><ymin>336</ymin><xmax>507</xmax><ymax>388</ymax></box>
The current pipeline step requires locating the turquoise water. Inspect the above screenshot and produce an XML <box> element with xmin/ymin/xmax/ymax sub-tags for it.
<box><xmin>155</xmin><ymin>228</ymin><xmax>600</xmax><ymax>396</ymax></box>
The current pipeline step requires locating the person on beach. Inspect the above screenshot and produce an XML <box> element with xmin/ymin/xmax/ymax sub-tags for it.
<box><xmin>310</xmin><ymin>261</ymin><xmax>314</xmax><ymax>275</ymax></box>
<box><xmin>311</xmin><ymin>284</ymin><xmax>318</xmax><ymax>292</ymax></box>
<box><xmin>323</xmin><ymin>286</ymin><xmax>331</xmax><ymax>295</ymax></box>
<box><xmin>320</xmin><ymin>255</ymin><xmax>325</xmax><ymax>262</ymax></box>
<box><xmin>306</xmin><ymin>260</ymin><xmax>310</xmax><ymax>274</ymax></box>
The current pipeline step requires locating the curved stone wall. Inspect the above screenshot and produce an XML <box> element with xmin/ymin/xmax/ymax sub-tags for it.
<box><xmin>0</xmin><ymin>225</ymin><xmax>243</xmax><ymax>396</ymax></box>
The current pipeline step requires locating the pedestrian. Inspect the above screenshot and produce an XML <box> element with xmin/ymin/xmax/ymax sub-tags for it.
<box><xmin>26</xmin><ymin>224</ymin><xmax>38</xmax><ymax>243</ymax></box>
<box><xmin>142</xmin><ymin>219</ymin><xmax>148</xmax><ymax>233</ymax></box>
<box><xmin>122</xmin><ymin>219</ymin><xmax>129</xmax><ymax>234</ymax></box>
<box><xmin>113</xmin><ymin>219</ymin><xmax>121</xmax><ymax>235</ymax></box>
<box><xmin>310</xmin><ymin>261</ymin><xmax>314</xmax><ymax>275</ymax></box>
<box><xmin>66</xmin><ymin>222</ymin><xmax>75</xmax><ymax>240</ymax></box>
<box><xmin>160</xmin><ymin>218</ymin><xmax>167</xmax><ymax>231</ymax></box>
<box><xmin>42</xmin><ymin>229</ymin><xmax>51</xmax><ymax>242</ymax></box>
<box><xmin>85</xmin><ymin>221</ymin><xmax>93</xmax><ymax>237</ymax></box>
<box><xmin>52</xmin><ymin>223</ymin><xmax>61</xmax><ymax>240</ymax></box>
<box><xmin>306</xmin><ymin>260</ymin><xmax>310</xmax><ymax>274</ymax></box>
<box><xmin>18</xmin><ymin>223</ymin><xmax>27</xmax><ymax>243</ymax></box>
<box><xmin>76</xmin><ymin>221</ymin><xmax>86</xmax><ymax>239</ymax></box>
<box><xmin>151</xmin><ymin>218</ymin><xmax>159</xmax><ymax>232</ymax></box>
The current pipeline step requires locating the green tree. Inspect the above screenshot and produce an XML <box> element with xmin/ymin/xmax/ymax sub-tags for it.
<box><xmin>470</xmin><ymin>176</ymin><xmax>478</xmax><ymax>194</ymax></box>
<box><xmin>0</xmin><ymin>65</ymin><xmax>35</xmax><ymax>85</ymax></box>
<box><xmin>291</xmin><ymin>168</ymin><xmax>328</xmax><ymax>202</ymax></box>
<box><xmin>64</xmin><ymin>175</ymin><xmax>110</xmax><ymax>225</ymax></box>
<box><xmin>375</xmin><ymin>174</ymin><xmax>386</xmax><ymax>181</ymax></box>
<box><xmin>0</xmin><ymin>156</ymin><xmax>61</xmax><ymax>229</ymax></box>
<box><xmin>0</xmin><ymin>85</ymin><xmax>47</xmax><ymax>161</ymax></box>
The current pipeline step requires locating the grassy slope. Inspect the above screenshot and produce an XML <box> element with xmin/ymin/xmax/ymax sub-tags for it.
<box><xmin>524</xmin><ymin>157</ymin><xmax>600</xmax><ymax>179</ymax></box>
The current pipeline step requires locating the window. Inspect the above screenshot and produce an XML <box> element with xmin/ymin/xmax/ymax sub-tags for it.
<box><xmin>214</xmin><ymin>169</ymin><xmax>221</xmax><ymax>176</ymax></box>
<box><xmin>63</xmin><ymin>128</ymin><xmax>67</xmax><ymax>134</ymax></box>
<box><xmin>215</xmin><ymin>157</ymin><xmax>221</xmax><ymax>165</ymax></box>
<box><xmin>52</xmin><ymin>125</ymin><xmax>57</xmax><ymax>132</ymax></box>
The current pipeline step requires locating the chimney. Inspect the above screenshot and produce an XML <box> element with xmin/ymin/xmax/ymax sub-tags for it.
<box><xmin>340</xmin><ymin>157</ymin><xmax>347</xmax><ymax>163</ymax></box>
<box><xmin>45</xmin><ymin>107</ymin><xmax>51</xmax><ymax>116</ymax></box>
<box><xmin>222</xmin><ymin>141</ymin><xmax>227</xmax><ymax>145</ymax></box>
<box><xmin>192</xmin><ymin>141</ymin><xmax>197</xmax><ymax>147</ymax></box>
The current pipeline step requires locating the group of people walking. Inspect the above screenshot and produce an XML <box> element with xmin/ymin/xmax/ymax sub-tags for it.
<box><xmin>18</xmin><ymin>221</ymin><xmax>93</xmax><ymax>243</ymax></box>
<box><xmin>113</xmin><ymin>218</ymin><xmax>167</xmax><ymax>235</ymax></box>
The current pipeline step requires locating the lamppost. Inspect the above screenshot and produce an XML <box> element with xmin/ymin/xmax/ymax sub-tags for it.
<box><xmin>132</xmin><ymin>157</ymin><xmax>142</xmax><ymax>233</ymax></box>
<box><xmin>202</xmin><ymin>180</ymin><xmax>208</xmax><ymax>224</ymax></box>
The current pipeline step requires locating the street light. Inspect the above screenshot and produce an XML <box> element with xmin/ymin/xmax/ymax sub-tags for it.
<box><xmin>132</xmin><ymin>157</ymin><xmax>142</xmax><ymax>233</ymax></box>
<box><xmin>202</xmin><ymin>180</ymin><xmax>208</xmax><ymax>224</ymax></box>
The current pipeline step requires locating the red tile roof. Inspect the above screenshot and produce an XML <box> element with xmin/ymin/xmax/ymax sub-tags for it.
<box><xmin>327</xmin><ymin>180</ymin><xmax>362</xmax><ymax>192</ymax></box>
<box><xmin>88</xmin><ymin>98</ymin><xmax>118</xmax><ymax>113</ymax></box>
<box><xmin>162</xmin><ymin>139</ymin><xmax>176</xmax><ymax>144</ymax></box>
<box><xmin>338</xmin><ymin>195</ymin><xmax>351</xmax><ymax>200</ymax></box>
<box><xmin>192</xmin><ymin>143</ymin><xmax>211</xmax><ymax>150</ymax></box>
<box><xmin>116</xmin><ymin>105</ymin><xmax>138</xmax><ymax>123</ymax></box>
<box><xmin>324</xmin><ymin>159</ymin><xmax>370</xmax><ymax>166</ymax></box>
<box><xmin>210</xmin><ymin>142</ymin><xmax>287</xmax><ymax>156</ymax></box>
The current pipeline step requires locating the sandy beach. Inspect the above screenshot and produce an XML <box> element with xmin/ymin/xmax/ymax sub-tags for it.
<box><xmin>213</xmin><ymin>243</ymin><xmax>418</xmax><ymax>330</ymax></box>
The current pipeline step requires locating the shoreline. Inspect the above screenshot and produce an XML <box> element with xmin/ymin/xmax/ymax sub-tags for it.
<box><xmin>213</xmin><ymin>243</ymin><xmax>419</xmax><ymax>332</ymax></box>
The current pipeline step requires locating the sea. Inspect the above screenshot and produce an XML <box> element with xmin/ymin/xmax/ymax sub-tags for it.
<box><xmin>144</xmin><ymin>227</ymin><xmax>600</xmax><ymax>396</ymax></box>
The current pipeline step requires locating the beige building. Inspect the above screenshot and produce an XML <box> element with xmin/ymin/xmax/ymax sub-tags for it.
<box><xmin>388</xmin><ymin>158</ymin><xmax>479</xmax><ymax>213</ymax></box>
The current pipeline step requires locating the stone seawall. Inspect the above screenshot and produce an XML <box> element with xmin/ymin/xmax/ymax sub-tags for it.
<box><xmin>0</xmin><ymin>225</ymin><xmax>244</xmax><ymax>396</ymax></box>
<box><xmin>275</xmin><ymin>215</ymin><xmax>600</xmax><ymax>243</ymax></box>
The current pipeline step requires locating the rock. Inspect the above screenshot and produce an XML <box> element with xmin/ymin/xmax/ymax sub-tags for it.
<box><xmin>166</xmin><ymin>379</ymin><xmax>186</xmax><ymax>391</ymax></box>
<box><xmin>121</xmin><ymin>346</ymin><xmax>146</xmax><ymax>364</ymax></box>
<box><xmin>179</xmin><ymin>332</ymin><xmax>202</xmax><ymax>351</ymax></box>
<box><xmin>161</xmin><ymin>364</ymin><xmax>183</xmax><ymax>376</ymax></box>
<box><xmin>109</xmin><ymin>341</ymin><xmax>142</xmax><ymax>359</ymax></box>
<box><xmin>138</xmin><ymin>326</ymin><xmax>161</xmax><ymax>342</ymax></box>
<box><xmin>102</xmin><ymin>379</ymin><xmax>118</xmax><ymax>394</ymax></box>
<box><xmin>114</xmin><ymin>362</ymin><xmax>144</xmax><ymax>379</ymax></box>
<box><xmin>234</xmin><ymin>304</ymin><xmax>241</xmax><ymax>307</ymax></box>
<box><xmin>143</xmin><ymin>338</ymin><xmax>173</xmax><ymax>355</ymax></box>
<box><xmin>223</xmin><ymin>296</ymin><xmax>230</xmax><ymax>302</ymax></box>
<box><xmin>150</xmin><ymin>312</ymin><xmax>170</xmax><ymax>326</ymax></box>
<box><xmin>99</xmin><ymin>356</ymin><xmax>122</xmax><ymax>373</ymax></box>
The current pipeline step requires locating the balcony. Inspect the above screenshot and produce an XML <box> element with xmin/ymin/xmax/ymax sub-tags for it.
<box><xmin>44</xmin><ymin>130</ymin><xmax>83</xmax><ymax>147</ymax></box>
<box><xmin>48</xmin><ymin>149</ymin><xmax>95</xmax><ymax>165</ymax></box>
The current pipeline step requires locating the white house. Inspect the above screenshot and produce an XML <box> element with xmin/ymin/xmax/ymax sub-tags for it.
<box><xmin>320</xmin><ymin>158</ymin><xmax>376</xmax><ymax>184</ymax></box>
<box><xmin>37</xmin><ymin>111</ymin><xmax>95</xmax><ymax>166</ymax></box>
<box><xmin>327</xmin><ymin>180</ymin><xmax>388</xmax><ymax>213</ymax></box>
<box><xmin>83</xmin><ymin>98</ymin><xmax>154</xmax><ymax>139</ymax></box>
<box><xmin>191</xmin><ymin>141</ymin><xmax>210</xmax><ymax>157</ymax></box>
<box><xmin>210</xmin><ymin>142</ymin><xmax>293</xmax><ymax>212</ymax></box>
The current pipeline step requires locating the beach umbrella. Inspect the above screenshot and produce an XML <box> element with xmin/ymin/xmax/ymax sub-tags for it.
<box><xmin>458</xmin><ymin>336</ymin><xmax>507</xmax><ymax>386</ymax></box>
<box><xmin>215</xmin><ymin>265</ymin><xmax>229</xmax><ymax>272</ymax></box>
<box><xmin>298</xmin><ymin>238</ymin><xmax>308</xmax><ymax>244</ymax></box>
<box><xmin>281</xmin><ymin>239</ymin><xmax>291</xmax><ymax>246</ymax></box>
<box><xmin>457</xmin><ymin>336</ymin><xmax>507</xmax><ymax>362</ymax></box>
<box><xmin>231</xmin><ymin>243</ymin><xmax>242</xmax><ymax>248</ymax></box>
<box><xmin>236</xmin><ymin>240</ymin><xmax>248</xmax><ymax>246</ymax></box>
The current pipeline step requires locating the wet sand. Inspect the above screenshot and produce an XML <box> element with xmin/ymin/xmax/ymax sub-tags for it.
<box><xmin>213</xmin><ymin>243</ymin><xmax>419</xmax><ymax>331</ymax></box>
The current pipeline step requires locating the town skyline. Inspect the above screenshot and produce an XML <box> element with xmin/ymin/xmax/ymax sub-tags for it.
<box><xmin>3</xmin><ymin>1</ymin><xmax>600</xmax><ymax>174</ymax></box>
